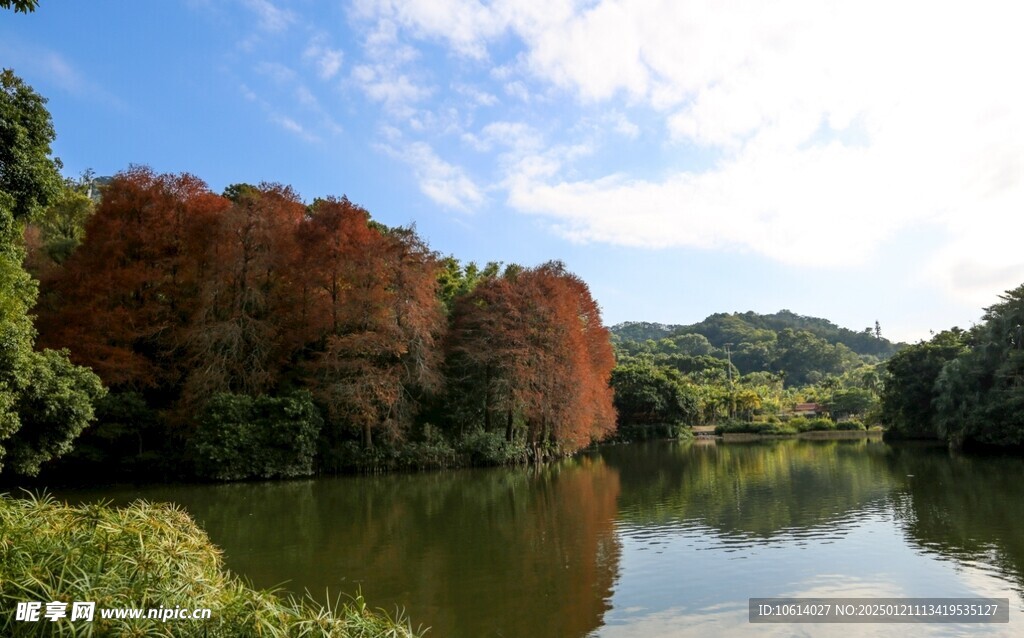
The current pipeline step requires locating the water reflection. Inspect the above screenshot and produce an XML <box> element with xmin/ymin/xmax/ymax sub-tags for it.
<box><xmin>883</xmin><ymin>445</ymin><xmax>1024</xmax><ymax>595</ymax></box>
<box><xmin>606</xmin><ymin>439</ymin><xmax>896</xmax><ymax>540</ymax></box>
<box><xmin>54</xmin><ymin>439</ymin><xmax>1024</xmax><ymax>637</ymax></box>
<box><xmin>61</xmin><ymin>456</ymin><xmax>621</xmax><ymax>638</ymax></box>
<box><xmin>596</xmin><ymin>440</ymin><xmax>1023</xmax><ymax>636</ymax></box>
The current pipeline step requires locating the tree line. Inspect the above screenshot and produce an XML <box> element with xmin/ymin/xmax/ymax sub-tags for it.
<box><xmin>1</xmin><ymin>70</ymin><xmax>616</xmax><ymax>481</ymax></box>
<box><xmin>609</xmin><ymin>317</ymin><xmax>887</xmax><ymax>437</ymax></box>
<box><xmin>882</xmin><ymin>285</ymin><xmax>1024</xmax><ymax>449</ymax></box>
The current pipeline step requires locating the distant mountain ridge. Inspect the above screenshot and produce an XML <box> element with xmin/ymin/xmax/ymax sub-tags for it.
<box><xmin>612</xmin><ymin>310</ymin><xmax>906</xmax><ymax>359</ymax></box>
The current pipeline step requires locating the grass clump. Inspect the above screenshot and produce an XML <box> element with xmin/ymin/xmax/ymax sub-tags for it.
<box><xmin>0</xmin><ymin>493</ymin><xmax>424</xmax><ymax>637</ymax></box>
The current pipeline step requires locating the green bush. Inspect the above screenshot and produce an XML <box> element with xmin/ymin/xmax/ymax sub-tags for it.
<box><xmin>805</xmin><ymin>417</ymin><xmax>836</xmax><ymax>432</ymax></box>
<box><xmin>788</xmin><ymin>416</ymin><xmax>809</xmax><ymax>431</ymax></box>
<box><xmin>0</xmin><ymin>494</ymin><xmax>423</xmax><ymax>637</ymax></box>
<box><xmin>714</xmin><ymin>420</ymin><xmax>797</xmax><ymax>436</ymax></box>
<box><xmin>397</xmin><ymin>439</ymin><xmax>458</xmax><ymax>470</ymax></box>
<box><xmin>191</xmin><ymin>391</ymin><xmax>322</xmax><ymax>481</ymax></box>
<box><xmin>457</xmin><ymin>430</ymin><xmax>528</xmax><ymax>466</ymax></box>
<box><xmin>836</xmin><ymin>419</ymin><xmax>866</xmax><ymax>431</ymax></box>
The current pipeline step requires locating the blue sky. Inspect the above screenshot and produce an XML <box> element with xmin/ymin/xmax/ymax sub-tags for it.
<box><xmin>4</xmin><ymin>1</ymin><xmax>1023</xmax><ymax>342</ymax></box>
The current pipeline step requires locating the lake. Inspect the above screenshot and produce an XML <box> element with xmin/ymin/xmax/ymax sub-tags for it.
<box><xmin>55</xmin><ymin>438</ymin><xmax>1024</xmax><ymax>636</ymax></box>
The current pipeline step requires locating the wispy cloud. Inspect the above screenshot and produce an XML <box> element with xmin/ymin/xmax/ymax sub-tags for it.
<box><xmin>272</xmin><ymin>114</ymin><xmax>318</xmax><ymax>142</ymax></box>
<box><xmin>303</xmin><ymin>36</ymin><xmax>344</xmax><ymax>80</ymax></box>
<box><xmin>379</xmin><ymin>140</ymin><xmax>484</xmax><ymax>212</ymax></box>
<box><xmin>239</xmin><ymin>83</ymin><xmax>324</xmax><ymax>143</ymax></box>
<box><xmin>240</xmin><ymin>0</ymin><xmax>294</xmax><ymax>32</ymax></box>
<box><xmin>353</xmin><ymin>0</ymin><xmax>1024</xmax><ymax>307</ymax></box>
<box><xmin>462</xmin><ymin>121</ymin><xmax>543</xmax><ymax>153</ymax></box>
<box><xmin>351</xmin><ymin>64</ymin><xmax>431</xmax><ymax>116</ymax></box>
<box><xmin>246</xmin><ymin>59</ymin><xmax>343</xmax><ymax>139</ymax></box>
<box><xmin>0</xmin><ymin>39</ymin><xmax>126</xmax><ymax>110</ymax></box>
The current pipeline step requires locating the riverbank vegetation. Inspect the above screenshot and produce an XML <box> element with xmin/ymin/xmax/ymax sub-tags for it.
<box><xmin>0</xmin><ymin>493</ymin><xmax>423</xmax><ymax>637</ymax></box>
<box><xmin>1</xmin><ymin>69</ymin><xmax>616</xmax><ymax>483</ymax></box>
<box><xmin>882</xmin><ymin>285</ymin><xmax>1024</xmax><ymax>449</ymax></box>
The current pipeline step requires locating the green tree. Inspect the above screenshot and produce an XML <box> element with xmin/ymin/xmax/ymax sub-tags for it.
<box><xmin>1</xmin><ymin>1</ymin><xmax>40</xmax><ymax>13</ymax></box>
<box><xmin>191</xmin><ymin>391</ymin><xmax>323</xmax><ymax>481</ymax></box>
<box><xmin>610</xmin><ymin>363</ymin><xmax>698</xmax><ymax>436</ymax></box>
<box><xmin>933</xmin><ymin>285</ymin><xmax>1024</xmax><ymax>447</ymax></box>
<box><xmin>2</xmin><ymin>349</ymin><xmax>105</xmax><ymax>476</ymax></box>
<box><xmin>29</xmin><ymin>175</ymin><xmax>95</xmax><ymax>263</ymax></box>
<box><xmin>830</xmin><ymin>387</ymin><xmax>875</xmax><ymax>420</ymax></box>
<box><xmin>0</xmin><ymin>70</ymin><xmax>105</xmax><ymax>475</ymax></box>
<box><xmin>436</xmin><ymin>257</ymin><xmax>501</xmax><ymax>311</ymax></box>
<box><xmin>880</xmin><ymin>329</ymin><xmax>966</xmax><ymax>439</ymax></box>
<box><xmin>1</xmin><ymin>69</ymin><xmax>61</xmax><ymax>222</ymax></box>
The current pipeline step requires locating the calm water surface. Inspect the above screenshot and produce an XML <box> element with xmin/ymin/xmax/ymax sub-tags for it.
<box><xmin>57</xmin><ymin>439</ymin><xmax>1024</xmax><ymax>637</ymax></box>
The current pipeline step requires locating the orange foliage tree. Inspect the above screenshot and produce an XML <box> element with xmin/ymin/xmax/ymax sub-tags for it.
<box><xmin>446</xmin><ymin>261</ymin><xmax>616</xmax><ymax>453</ymax></box>
<box><xmin>36</xmin><ymin>167</ymin><xmax>229</xmax><ymax>393</ymax></box>
<box><xmin>33</xmin><ymin>165</ymin><xmax>615</xmax><ymax>473</ymax></box>
<box><xmin>295</xmin><ymin>198</ymin><xmax>444</xmax><ymax>449</ymax></box>
<box><xmin>180</xmin><ymin>183</ymin><xmax>306</xmax><ymax>405</ymax></box>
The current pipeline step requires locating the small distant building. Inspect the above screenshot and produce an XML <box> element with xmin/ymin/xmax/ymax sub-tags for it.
<box><xmin>792</xmin><ymin>402</ymin><xmax>825</xmax><ymax>417</ymax></box>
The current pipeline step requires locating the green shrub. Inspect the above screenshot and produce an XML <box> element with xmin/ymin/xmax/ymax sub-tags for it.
<box><xmin>397</xmin><ymin>439</ymin><xmax>458</xmax><ymax>470</ymax></box>
<box><xmin>0</xmin><ymin>494</ymin><xmax>423</xmax><ymax>637</ymax></box>
<box><xmin>714</xmin><ymin>420</ymin><xmax>796</xmax><ymax>436</ymax></box>
<box><xmin>457</xmin><ymin>430</ymin><xmax>528</xmax><ymax>466</ymax></box>
<box><xmin>806</xmin><ymin>417</ymin><xmax>836</xmax><ymax>432</ymax></box>
<box><xmin>788</xmin><ymin>416</ymin><xmax>809</xmax><ymax>431</ymax></box>
<box><xmin>191</xmin><ymin>391</ymin><xmax>322</xmax><ymax>481</ymax></box>
<box><xmin>836</xmin><ymin>419</ymin><xmax>866</xmax><ymax>431</ymax></box>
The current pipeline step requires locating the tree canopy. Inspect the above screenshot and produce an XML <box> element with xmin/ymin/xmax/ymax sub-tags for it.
<box><xmin>0</xmin><ymin>70</ymin><xmax>104</xmax><ymax>476</ymax></box>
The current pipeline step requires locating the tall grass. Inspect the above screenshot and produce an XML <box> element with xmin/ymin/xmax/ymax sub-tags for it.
<box><xmin>0</xmin><ymin>494</ymin><xmax>425</xmax><ymax>637</ymax></box>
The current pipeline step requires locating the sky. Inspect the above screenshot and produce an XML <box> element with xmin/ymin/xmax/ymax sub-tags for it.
<box><xmin>4</xmin><ymin>1</ymin><xmax>1024</xmax><ymax>343</ymax></box>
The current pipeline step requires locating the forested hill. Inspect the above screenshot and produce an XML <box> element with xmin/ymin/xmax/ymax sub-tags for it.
<box><xmin>612</xmin><ymin>310</ymin><xmax>906</xmax><ymax>359</ymax></box>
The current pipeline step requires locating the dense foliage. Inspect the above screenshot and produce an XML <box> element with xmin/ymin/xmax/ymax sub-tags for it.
<box><xmin>612</xmin><ymin>310</ymin><xmax>902</xmax><ymax>385</ymax></box>
<box><xmin>611</xmin><ymin>310</ymin><xmax>891</xmax><ymax>433</ymax></box>
<box><xmin>23</xmin><ymin>166</ymin><xmax>617</xmax><ymax>479</ymax></box>
<box><xmin>880</xmin><ymin>329</ymin><xmax>967</xmax><ymax>439</ymax></box>
<box><xmin>0</xmin><ymin>69</ymin><xmax>624</xmax><ymax>481</ymax></box>
<box><xmin>610</xmin><ymin>363</ymin><xmax>698</xmax><ymax>439</ymax></box>
<box><xmin>192</xmin><ymin>392</ymin><xmax>322</xmax><ymax>481</ymax></box>
<box><xmin>444</xmin><ymin>262</ymin><xmax>616</xmax><ymax>453</ymax></box>
<box><xmin>882</xmin><ymin>285</ymin><xmax>1024</xmax><ymax>448</ymax></box>
<box><xmin>0</xmin><ymin>69</ymin><xmax>105</xmax><ymax>477</ymax></box>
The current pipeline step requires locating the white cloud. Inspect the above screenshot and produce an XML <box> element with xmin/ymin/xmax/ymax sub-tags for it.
<box><xmin>241</xmin><ymin>0</ymin><xmax>294</xmax><ymax>32</ymax></box>
<box><xmin>353</xmin><ymin>0</ymin><xmax>1024</xmax><ymax>306</ymax></box>
<box><xmin>463</xmin><ymin>121</ymin><xmax>543</xmax><ymax>153</ymax></box>
<box><xmin>239</xmin><ymin>83</ymin><xmax>332</xmax><ymax>142</ymax></box>
<box><xmin>352</xmin><ymin>0</ymin><xmax>509</xmax><ymax>59</ymax></box>
<box><xmin>380</xmin><ymin>141</ymin><xmax>484</xmax><ymax>212</ymax></box>
<box><xmin>272</xmin><ymin>115</ymin><xmax>319</xmax><ymax>142</ymax></box>
<box><xmin>304</xmin><ymin>37</ymin><xmax>344</xmax><ymax>80</ymax></box>
<box><xmin>0</xmin><ymin>41</ymin><xmax>126</xmax><ymax>110</ymax></box>
<box><xmin>454</xmin><ymin>83</ymin><xmax>498</xmax><ymax>107</ymax></box>
<box><xmin>503</xmin><ymin>80</ymin><xmax>530</xmax><ymax>102</ymax></box>
<box><xmin>352</xmin><ymin>65</ymin><xmax>432</xmax><ymax>115</ymax></box>
<box><xmin>611</xmin><ymin>113</ymin><xmax>639</xmax><ymax>139</ymax></box>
